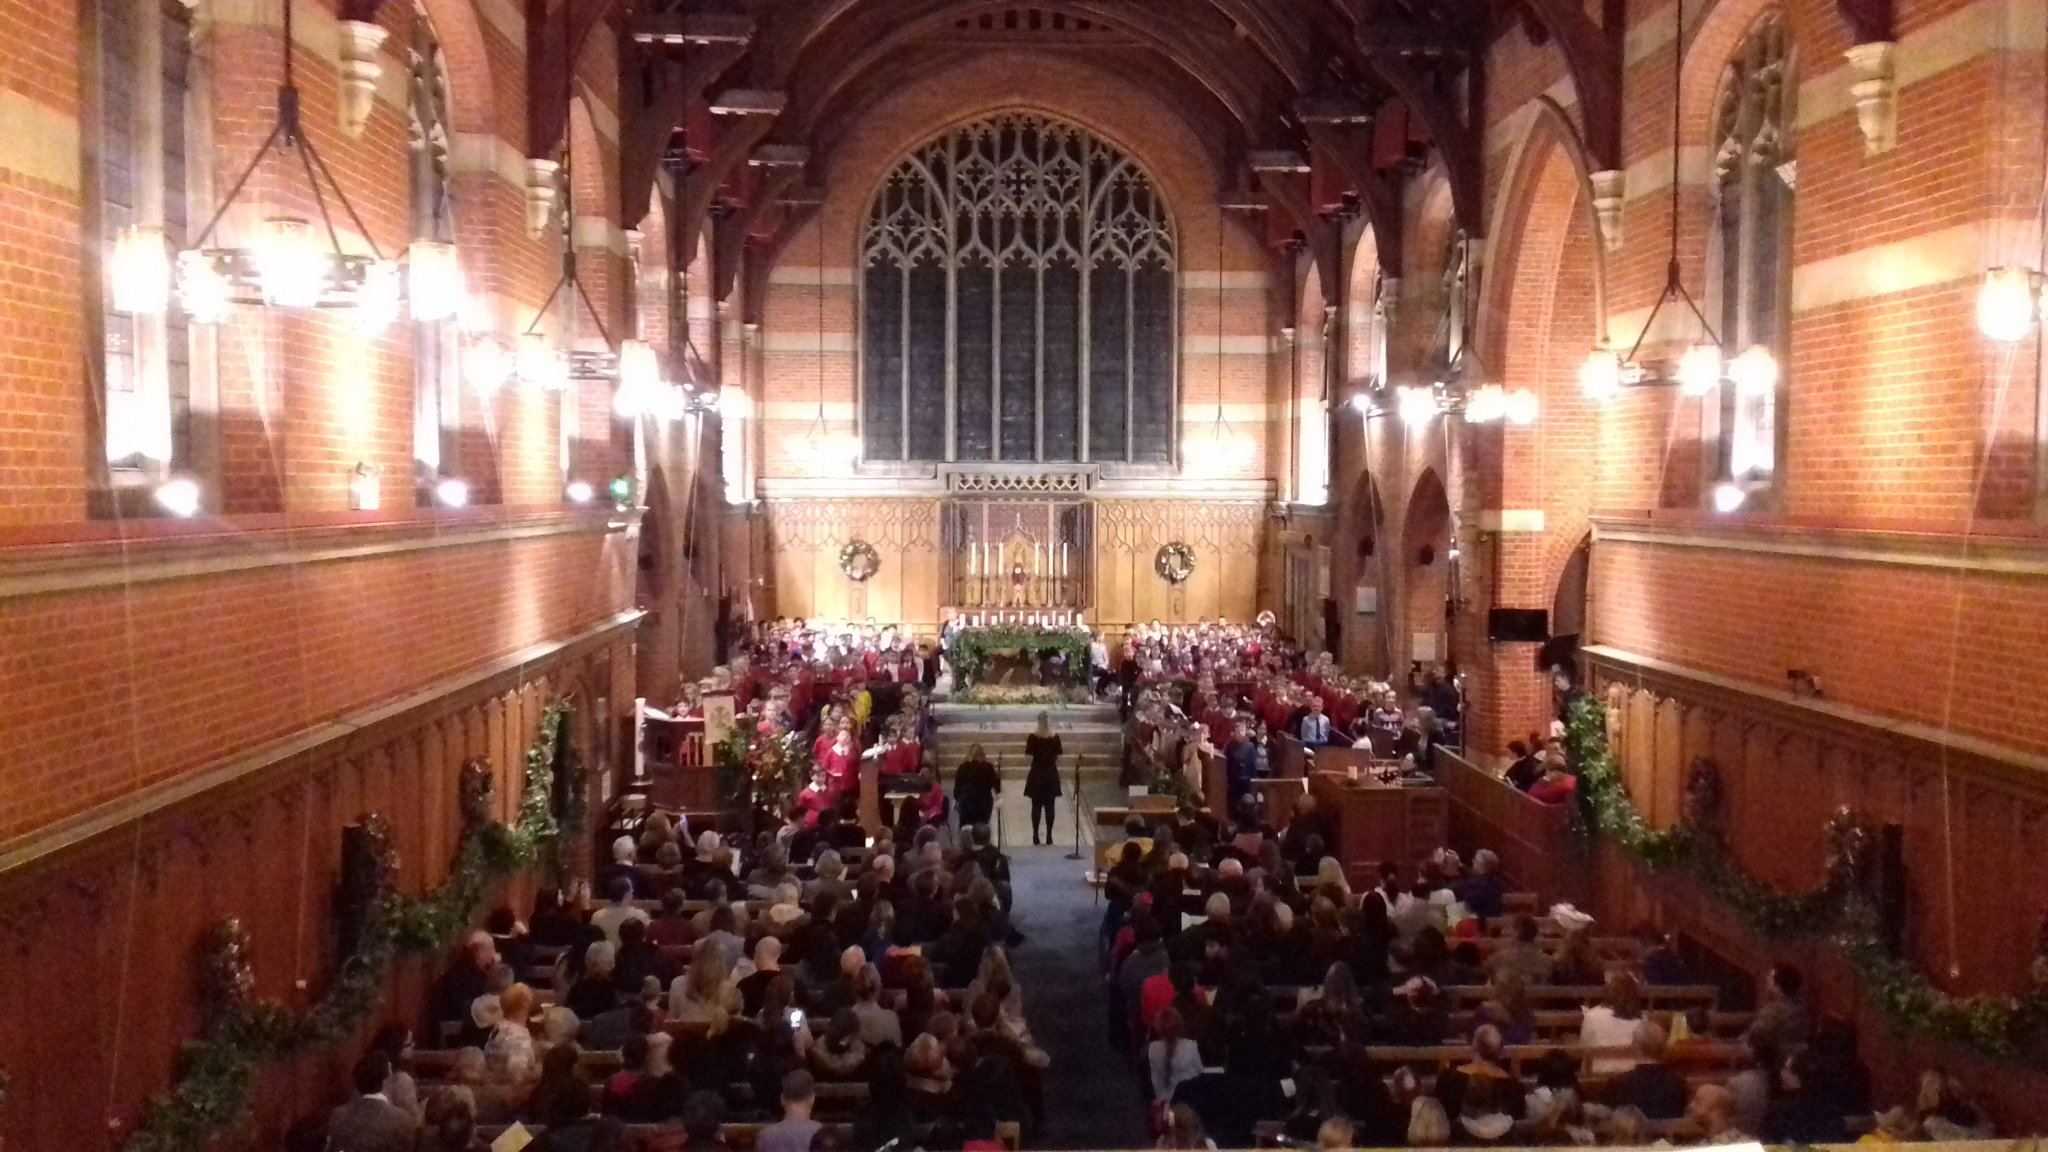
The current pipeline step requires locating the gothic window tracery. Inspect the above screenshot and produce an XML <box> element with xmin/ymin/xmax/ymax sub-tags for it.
<box><xmin>860</xmin><ymin>113</ymin><xmax>1177</xmax><ymax>465</ymax></box>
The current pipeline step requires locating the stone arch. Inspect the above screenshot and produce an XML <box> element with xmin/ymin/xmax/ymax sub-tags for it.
<box><xmin>763</xmin><ymin>51</ymin><xmax>1269</xmax><ymax>483</ymax></box>
<box><xmin>1680</xmin><ymin>0</ymin><xmax>1797</xmax><ymax>146</ymax></box>
<box><xmin>1344</xmin><ymin>224</ymin><xmax>1383</xmax><ymax>391</ymax></box>
<box><xmin>1296</xmin><ymin>257</ymin><xmax>1330</xmax><ymax>505</ymax></box>
<box><xmin>410</xmin><ymin>0</ymin><xmax>500</xmax><ymax>137</ymax></box>
<box><xmin>1476</xmin><ymin>98</ymin><xmax>1607</xmax><ymax>366</ymax></box>
<box><xmin>636</xmin><ymin>464</ymin><xmax>678</xmax><ymax>699</ymax></box>
<box><xmin>1549</xmin><ymin>530</ymin><xmax>1592</xmax><ymax>665</ymax></box>
<box><xmin>1400</xmin><ymin>467</ymin><xmax>1452</xmax><ymax>672</ymax></box>
<box><xmin>1345</xmin><ymin>470</ymin><xmax>1394</xmax><ymax>671</ymax></box>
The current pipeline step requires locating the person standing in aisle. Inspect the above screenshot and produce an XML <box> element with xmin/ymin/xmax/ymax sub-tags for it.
<box><xmin>1024</xmin><ymin>712</ymin><xmax>1064</xmax><ymax>846</ymax></box>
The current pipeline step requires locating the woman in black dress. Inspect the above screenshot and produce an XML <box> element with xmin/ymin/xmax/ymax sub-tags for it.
<box><xmin>1023</xmin><ymin>712</ymin><xmax>1063</xmax><ymax>845</ymax></box>
<box><xmin>954</xmin><ymin>741</ymin><xmax>999</xmax><ymax>830</ymax></box>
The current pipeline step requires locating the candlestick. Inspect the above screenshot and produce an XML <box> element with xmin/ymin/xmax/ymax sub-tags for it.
<box><xmin>1060</xmin><ymin>542</ymin><xmax>1068</xmax><ymax>578</ymax></box>
<box><xmin>969</xmin><ymin>543</ymin><xmax>977</xmax><ymax>576</ymax></box>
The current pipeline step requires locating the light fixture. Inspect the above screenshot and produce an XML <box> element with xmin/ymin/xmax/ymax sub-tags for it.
<box><xmin>106</xmin><ymin>0</ymin><xmax>455</xmax><ymax>328</ymax></box>
<box><xmin>565</xmin><ymin>480</ymin><xmax>595</xmax><ymax>503</ymax></box>
<box><xmin>111</xmin><ymin>226</ymin><xmax>172</xmax><ymax>314</ymax></box>
<box><xmin>1578</xmin><ymin>344</ymin><xmax>1622</xmax><ymax>400</ymax></box>
<box><xmin>1578</xmin><ymin>0</ymin><xmax>1777</xmax><ymax>401</ymax></box>
<box><xmin>1396</xmin><ymin>385</ymin><xmax>1440</xmax><ymax>427</ymax></box>
<box><xmin>464</xmin><ymin>334</ymin><xmax>512</xmax><ymax>394</ymax></box>
<box><xmin>434</xmin><ymin>477</ymin><xmax>470</xmax><ymax>507</ymax></box>
<box><xmin>608</xmin><ymin>476</ymin><xmax>634</xmax><ymax>505</ymax></box>
<box><xmin>155</xmin><ymin>477</ymin><xmax>202</xmax><ymax>517</ymax></box>
<box><xmin>1345</xmin><ymin>392</ymin><xmax>1374</xmax><ymax>414</ymax></box>
<box><xmin>348</xmin><ymin>463</ymin><xmax>381</xmax><ymax>510</ymax></box>
<box><xmin>1461</xmin><ymin>383</ymin><xmax>1540</xmax><ymax>426</ymax></box>
<box><xmin>1712</xmin><ymin>481</ymin><xmax>1748</xmax><ymax>513</ymax></box>
<box><xmin>406</xmin><ymin>241</ymin><xmax>461</xmax><ymax>321</ymax></box>
<box><xmin>717</xmin><ymin>386</ymin><xmax>754</xmax><ymax>420</ymax></box>
<box><xmin>612</xmin><ymin>339</ymin><xmax>666</xmax><ymax>417</ymax></box>
<box><xmin>1675</xmin><ymin>342</ymin><xmax>1724</xmax><ymax>397</ymax></box>
<box><xmin>1728</xmin><ymin>345</ymin><xmax>1780</xmax><ymax>396</ymax></box>
<box><xmin>1977</xmin><ymin>267</ymin><xmax>2038</xmax><ymax>341</ymax></box>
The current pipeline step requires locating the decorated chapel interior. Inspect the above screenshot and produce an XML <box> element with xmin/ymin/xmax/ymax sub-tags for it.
<box><xmin>2</xmin><ymin>0</ymin><xmax>2046</xmax><ymax>1149</ymax></box>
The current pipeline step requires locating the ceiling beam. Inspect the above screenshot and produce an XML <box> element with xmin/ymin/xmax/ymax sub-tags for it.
<box><xmin>620</xmin><ymin>19</ymin><xmax>755</xmax><ymax>225</ymax></box>
<box><xmin>1304</xmin><ymin>118</ymin><xmax>1404</xmax><ymax>278</ymax></box>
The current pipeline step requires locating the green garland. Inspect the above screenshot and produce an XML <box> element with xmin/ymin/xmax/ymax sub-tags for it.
<box><xmin>949</xmin><ymin>626</ymin><xmax>1091</xmax><ymax>689</ymax></box>
<box><xmin>124</xmin><ymin>700</ymin><xmax>580</xmax><ymax>1152</ymax></box>
<box><xmin>1565</xmin><ymin>695</ymin><xmax>2048</xmax><ymax>1062</ymax></box>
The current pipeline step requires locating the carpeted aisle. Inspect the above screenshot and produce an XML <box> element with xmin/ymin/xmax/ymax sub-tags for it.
<box><xmin>1005</xmin><ymin>842</ymin><xmax>1153</xmax><ymax>1149</ymax></box>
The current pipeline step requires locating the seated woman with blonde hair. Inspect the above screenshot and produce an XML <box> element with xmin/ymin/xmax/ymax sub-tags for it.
<box><xmin>667</xmin><ymin>949</ymin><xmax>741</xmax><ymax>1032</ymax></box>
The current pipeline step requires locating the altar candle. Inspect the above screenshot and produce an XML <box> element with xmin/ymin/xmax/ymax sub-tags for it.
<box><xmin>1060</xmin><ymin>543</ymin><xmax>1068</xmax><ymax>577</ymax></box>
<box><xmin>969</xmin><ymin>545</ymin><xmax>977</xmax><ymax>576</ymax></box>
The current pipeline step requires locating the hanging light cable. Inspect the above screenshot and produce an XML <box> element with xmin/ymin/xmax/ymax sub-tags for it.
<box><xmin>1578</xmin><ymin>0</ymin><xmax>1754</xmax><ymax>400</ymax></box>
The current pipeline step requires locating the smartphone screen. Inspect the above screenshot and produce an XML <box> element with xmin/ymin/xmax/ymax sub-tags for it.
<box><xmin>787</xmin><ymin>1008</ymin><xmax>806</xmax><ymax>1029</ymax></box>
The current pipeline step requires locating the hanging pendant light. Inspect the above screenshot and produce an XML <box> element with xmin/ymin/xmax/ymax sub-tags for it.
<box><xmin>1675</xmin><ymin>341</ymin><xmax>1723</xmax><ymax>396</ymax></box>
<box><xmin>111</xmin><ymin>226</ymin><xmax>172</xmax><ymax>315</ymax></box>
<box><xmin>1578</xmin><ymin>343</ymin><xmax>1623</xmax><ymax>400</ymax></box>
<box><xmin>1579</xmin><ymin>0</ymin><xmax>1753</xmax><ymax>400</ymax></box>
<box><xmin>406</xmin><ymin>240</ymin><xmax>462</xmax><ymax>321</ymax></box>
<box><xmin>142</xmin><ymin>0</ymin><xmax>420</xmax><ymax>325</ymax></box>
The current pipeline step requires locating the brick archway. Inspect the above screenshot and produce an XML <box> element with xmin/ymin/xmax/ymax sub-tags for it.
<box><xmin>412</xmin><ymin>0</ymin><xmax>501</xmax><ymax>137</ymax></box>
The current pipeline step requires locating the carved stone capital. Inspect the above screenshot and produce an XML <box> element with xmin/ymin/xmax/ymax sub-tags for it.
<box><xmin>336</xmin><ymin>20</ymin><xmax>388</xmax><ymax>139</ymax></box>
<box><xmin>1589</xmin><ymin>170</ymin><xmax>1626</xmax><ymax>252</ymax></box>
<box><xmin>1845</xmin><ymin>41</ymin><xmax>1898</xmax><ymax>156</ymax></box>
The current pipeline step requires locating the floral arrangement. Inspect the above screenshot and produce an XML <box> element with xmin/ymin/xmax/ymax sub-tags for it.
<box><xmin>711</xmin><ymin>721</ymin><xmax>810</xmax><ymax>822</ymax></box>
<box><xmin>124</xmin><ymin>701</ymin><xmax>579</xmax><ymax>1152</ymax></box>
<box><xmin>838</xmin><ymin>540</ymin><xmax>881</xmax><ymax>582</ymax></box>
<box><xmin>1565</xmin><ymin>694</ymin><xmax>2048</xmax><ymax>1062</ymax></box>
<box><xmin>949</xmin><ymin>625</ymin><xmax>1091</xmax><ymax>689</ymax></box>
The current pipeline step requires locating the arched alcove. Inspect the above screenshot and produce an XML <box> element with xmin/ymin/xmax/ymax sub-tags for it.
<box><xmin>1401</xmin><ymin>468</ymin><xmax>1451</xmax><ymax>672</ymax></box>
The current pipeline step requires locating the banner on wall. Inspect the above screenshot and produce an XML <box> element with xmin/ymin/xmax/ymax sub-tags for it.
<box><xmin>704</xmin><ymin>692</ymin><xmax>736</xmax><ymax>747</ymax></box>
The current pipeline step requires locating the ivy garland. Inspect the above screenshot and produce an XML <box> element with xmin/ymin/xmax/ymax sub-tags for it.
<box><xmin>1563</xmin><ymin>694</ymin><xmax>2048</xmax><ymax>1062</ymax></box>
<box><xmin>124</xmin><ymin>700</ymin><xmax>580</xmax><ymax>1152</ymax></box>
<box><xmin>948</xmin><ymin>626</ymin><xmax>1091</xmax><ymax>689</ymax></box>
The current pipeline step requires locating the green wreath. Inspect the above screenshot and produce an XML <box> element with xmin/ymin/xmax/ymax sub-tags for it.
<box><xmin>1155</xmin><ymin>541</ymin><xmax>1197</xmax><ymax>585</ymax></box>
<box><xmin>1565</xmin><ymin>694</ymin><xmax>2048</xmax><ymax>1062</ymax></box>
<box><xmin>839</xmin><ymin>539</ymin><xmax>881</xmax><ymax>582</ymax></box>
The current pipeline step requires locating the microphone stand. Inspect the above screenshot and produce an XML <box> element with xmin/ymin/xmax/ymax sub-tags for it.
<box><xmin>1065</xmin><ymin>753</ymin><xmax>1085</xmax><ymax>860</ymax></box>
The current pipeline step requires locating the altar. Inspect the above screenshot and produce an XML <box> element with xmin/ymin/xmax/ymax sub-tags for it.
<box><xmin>947</xmin><ymin>623</ymin><xmax>1092</xmax><ymax>689</ymax></box>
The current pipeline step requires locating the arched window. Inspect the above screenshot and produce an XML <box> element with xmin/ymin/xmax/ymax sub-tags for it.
<box><xmin>859</xmin><ymin>113</ymin><xmax>1177</xmax><ymax>465</ymax></box>
<box><xmin>408</xmin><ymin>8</ymin><xmax>459</xmax><ymax>496</ymax></box>
<box><xmin>1709</xmin><ymin>14</ymin><xmax>1793</xmax><ymax>492</ymax></box>
<box><xmin>91</xmin><ymin>0</ymin><xmax>206</xmax><ymax>496</ymax></box>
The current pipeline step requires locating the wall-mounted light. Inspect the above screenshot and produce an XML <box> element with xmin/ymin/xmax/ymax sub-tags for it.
<box><xmin>155</xmin><ymin>477</ymin><xmax>202</xmax><ymax>517</ymax></box>
<box><xmin>608</xmin><ymin>476</ymin><xmax>635</xmax><ymax>506</ymax></box>
<box><xmin>1977</xmin><ymin>267</ymin><xmax>2039</xmax><ymax>342</ymax></box>
<box><xmin>434</xmin><ymin>477</ymin><xmax>470</xmax><ymax>508</ymax></box>
<box><xmin>348</xmin><ymin>463</ymin><xmax>380</xmax><ymax>511</ymax></box>
<box><xmin>565</xmin><ymin>480</ymin><xmax>595</xmax><ymax>504</ymax></box>
<box><xmin>1712</xmin><ymin>481</ymin><xmax>1747</xmax><ymax>513</ymax></box>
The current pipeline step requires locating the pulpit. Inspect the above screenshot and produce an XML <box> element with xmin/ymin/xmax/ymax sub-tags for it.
<box><xmin>1308</xmin><ymin>769</ymin><xmax>1449</xmax><ymax>887</ymax></box>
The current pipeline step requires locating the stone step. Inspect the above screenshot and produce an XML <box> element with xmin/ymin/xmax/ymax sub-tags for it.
<box><xmin>932</xmin><ymin>701</ymin><xmax>1121</xmax><ymax>724</ymax></box>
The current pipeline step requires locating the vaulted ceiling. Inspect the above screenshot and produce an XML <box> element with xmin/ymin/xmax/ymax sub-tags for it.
<box><xmin>520</xmin><ymin>0</ymin><xmax>1635</xmax><ymax>316</ymax></box>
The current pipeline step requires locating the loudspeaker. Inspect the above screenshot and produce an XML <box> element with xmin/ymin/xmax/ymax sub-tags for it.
<box><xmin>1874</xmin><ymin>822</ymin><xmax>1907</xmax><ymax>956</ymax></box>
<box><xmin>1487</xmin><ymin>607</ymin><xmax>1549</xmax><ymax>643</ymax></box>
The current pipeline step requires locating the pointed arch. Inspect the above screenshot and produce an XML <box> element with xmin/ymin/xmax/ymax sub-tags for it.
<box><xmin>1400</xmin><ymin>467</ymin><xmax>1453</xmax><ymax>669</ymax></box>
<box><xmin>410</xmin><ymin>0</ymin><xmax>501</xmax><ymax>137</ymax></box>
<box><xmin>1475</xmin><ymin>97</ymin><xmax>1607</xmax><ymax>367</ymax></box>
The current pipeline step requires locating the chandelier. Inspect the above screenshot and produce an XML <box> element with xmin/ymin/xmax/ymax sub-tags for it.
<box><xmin>108</xmin><ymin>0</ymin><xmax>457</xmax><ymax>327</ymax></box>
<box><xmin>1577</xmin><ymin>0</ymin><xmax>1778</xmax><ymax>402</ymax></box>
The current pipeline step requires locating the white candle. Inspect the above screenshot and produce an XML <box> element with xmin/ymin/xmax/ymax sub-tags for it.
<box><xmin>969</xmin><ymin>545</ymin><xmax>977</xmax><ymax>576</ymax></box>
<box><xmin>1060</xmin><ymin>543</ymin><xmax>1068</xmax><ymax>577</ymax></box>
